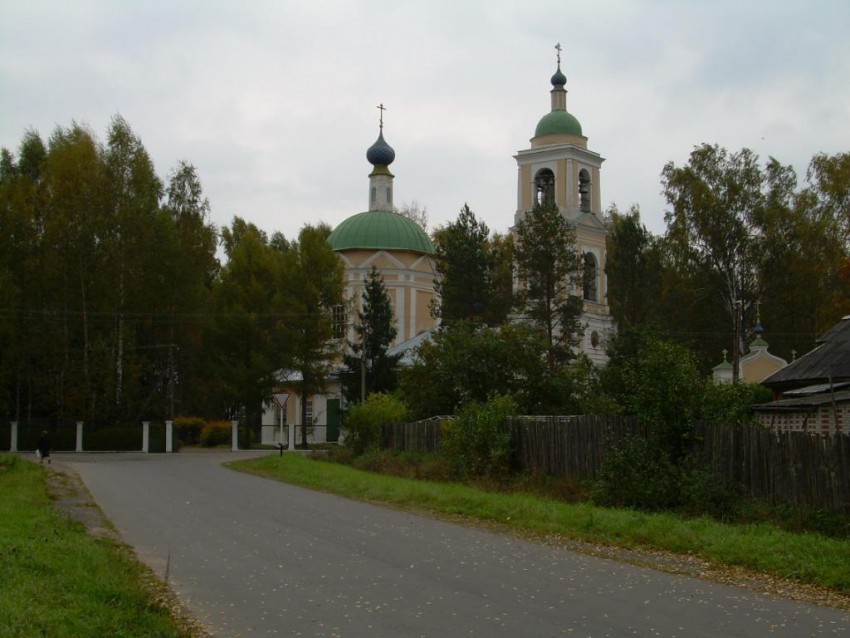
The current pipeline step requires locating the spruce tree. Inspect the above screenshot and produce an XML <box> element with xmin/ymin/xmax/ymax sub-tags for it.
<box><xmin>342</xmin><ymin>267</ymin><xmax>401</xmax><ymax>403</ymax></box>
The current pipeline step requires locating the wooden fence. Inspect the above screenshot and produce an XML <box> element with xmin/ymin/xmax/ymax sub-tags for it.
<box><xmin>381</xmin><ymin>417</ymin><xmax>447</xmax><ymax>452</ymax></box>
<box><xmin>696</xmin><ymin>422</ymin><xmax>850</xmax><ymax>512</ymax></box>
<box><xmin>381</xmin><ymin>416</ymin><xmax>850</xmax><ymax>513</ymax></box>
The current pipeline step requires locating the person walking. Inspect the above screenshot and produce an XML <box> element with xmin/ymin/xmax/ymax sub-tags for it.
<box><xmin>37</xmin><ymin>430</ymin><xmax>51</xmax><ymax>464</ymax></box>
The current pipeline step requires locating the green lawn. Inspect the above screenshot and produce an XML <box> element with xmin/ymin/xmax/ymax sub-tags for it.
<box><xmin>230</xmin><ymin>453</ymin><xmax>850</xmax><ymax>595</ymax></box>
<box><xmin>0</xmin><ymin>455</ymin><xmax>192</xmax><ymax>638</ymax></box>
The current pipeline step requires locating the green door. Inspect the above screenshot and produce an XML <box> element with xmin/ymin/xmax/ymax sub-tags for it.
<box><xmin>326</xmin><ymin>399</ymin><xmax>340</xmax><ymax>442</ymax></box>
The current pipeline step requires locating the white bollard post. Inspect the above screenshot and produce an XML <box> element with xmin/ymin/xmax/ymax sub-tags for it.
<box><xmin>10</xmin><ymin>421</ymin><xmax>18</xmax><ymax>453</ymax></box>
<box><xmin>75</xmin><ymin>421</ymin><xmax>84</xmax><ymax>452</ymax></box>
<box><xmin>231</xmin><ymin>420</ymin><xmax>239</xmax><ymax>451</ymax></box>
<box><xmin>142</xmin><ymin>421</ymin><xmax>150</xmax><ymax>453</ymax></box>
<box><xmin>165</xmin><ymin>420</ymin><xmax>173</xmax><ymax>453</ymax></box>
<box><xmin>288</xmin><ymin>421</ymin><xmax>297</xmax><ymax>451</ymax></box>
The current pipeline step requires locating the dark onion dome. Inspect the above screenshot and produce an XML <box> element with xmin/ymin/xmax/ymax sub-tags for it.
<box><xmin>366</xmin><ymin>130</ymin><xmax>395</xmax><ymax>166</ymax></box>
<box><xmin>535</xmin><ymin>110</ymin><xmax>583</xmax><ymax>137</ymax></box>
<box><xmin>551</xmin><ymin>65</ymin><xmax>567</xmax><ymax>87</ymax></box>
<box><xmin>328</xmin><ymin>211</ymin><xmax>434</xmax><ymax>254</ymax></box>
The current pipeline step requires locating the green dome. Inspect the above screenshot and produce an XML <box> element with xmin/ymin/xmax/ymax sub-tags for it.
<box><xmin>328</xmin><ymin>211</ymin><xmax>434</xmax><ymax>254</ymax></box>
<box><xmin>535</xmin><ymin>110</ymin><xmax>583</xmax><ymax>138</ymax></box>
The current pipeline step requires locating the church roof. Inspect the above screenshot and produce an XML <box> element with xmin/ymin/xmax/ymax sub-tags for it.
<box><xmin>328</xmin><ymin>210</ymin><xmax>434</xmax><ymax>254</ymax></box>
<box><xmin>366</xmin><ymin>130</ymin><xmax>395</xmax><ymax>167</ymax></box>
<box><xmin>533</xmin><ymin>54</ymin><xmax>583</xmax><ymax>140</ymax></box>
<box><xmin>535</xmin><ymin>109</ymin><xmax>583</xmax><ymax>138</ymax></box>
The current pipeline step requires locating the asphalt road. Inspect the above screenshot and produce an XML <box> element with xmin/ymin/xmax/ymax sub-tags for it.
<box><xmin>60</xmin><ymin>450</ymin><xmax>849</xmax><ymax>637</ymax></box>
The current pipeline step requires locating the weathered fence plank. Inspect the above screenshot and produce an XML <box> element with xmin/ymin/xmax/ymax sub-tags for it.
<box><xmin>381</xmin><ymin>417</ymin><xmax>850</xmax><ymax>513</ymax></box>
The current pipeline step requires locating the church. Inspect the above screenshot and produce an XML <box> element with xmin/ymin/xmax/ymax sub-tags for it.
<box><xmin>512</xmin><ymin>46</ymin><xmax>614</xmax><ymax>364</ymax></box>
<box><xmin>260</xmin><ymin>49</ymin><xmax>614</xmax><ymax>444</ymax></box>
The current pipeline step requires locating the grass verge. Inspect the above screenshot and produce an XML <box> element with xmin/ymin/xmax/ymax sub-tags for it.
<box><xmin>0</xmin><ymin>454</ymin><xmax>192</xmax><ymax>638</ymax></box>
<box><xmin>230</xmin><ymin>453</ymin><xmax>850</xmax><ymax>595</ymax></box>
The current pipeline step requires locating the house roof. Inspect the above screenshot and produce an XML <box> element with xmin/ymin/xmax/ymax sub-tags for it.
<box><xmin>753</xmin><ymin>389</ymin><xmax>850</xmax><ymax>412</ymax></box>
<box><xmin>762</xmin><ymin>316</ymin><xmax>850</xmax><ymax>392</ymax></box>
<box><xmin>784</xmin><ymin>382</ymin><xmax>850</xmax><ymax>396</ymax></box>
<box><xmin>386</xmin><ymin>328</ymin><xmax>436</xmax><ymax>367</ymax></box>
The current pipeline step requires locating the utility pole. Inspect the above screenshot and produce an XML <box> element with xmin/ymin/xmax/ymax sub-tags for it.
<box><xmin>168</xmin><ymin>342</ymin><xmax>176</xmax><ymax>419</ymax></box>
<box><xmin>360</xmin><ymin>324</ymin><xmax>367</xmax><ymax>403</ymax></box>
<box><xmin>732</xmin><ymin>300</ymin><xmax>742</xmax><ymax>384</ymax></box>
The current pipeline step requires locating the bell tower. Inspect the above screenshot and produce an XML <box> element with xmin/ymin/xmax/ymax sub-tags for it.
<box><xmin>514</xmin><ymin>44</ymin><xmax>605</xmax><ymax>221</ymax></box>
<box><xmin>514</xmin><ymin>45</ymin><xmax>614</xmax><ymax>364</ymax></box>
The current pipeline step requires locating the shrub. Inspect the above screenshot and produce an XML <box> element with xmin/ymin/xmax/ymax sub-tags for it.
<box><xmin>344</xmin><ymin>393</ymin><xmax>408</xmax><ymax>456</ymax></box>
<box><xmin>173</xmin><ymin>416</ymin><xmax>205</xmax><ymax>445</ymax></box>
<box><xmin>621</xmin><ymin>338</ymin><xmax>702</xmax><ymax>461</ymax></box>
<box><xmin>594</xmin><ymin>436</ymin><xmax>737</xmax><ymax>517</ymax></box>
<box><xmin>200</xmin><ymin>421</ymin><xmax>232</xmax><ymax>447</ymax></box>
<box><xmin>593</xmin><ymin>436</ymin><xmax>680</xmax><ymax>510</ymax></box>
<box><xmin>700</xmin><ymin>381</ymin><xmax>771</xmax><ymax>427</ymax></box>
<box><xmin>442</xmin><ymin>394</ymin><xmax>517</xmax><ymax>478</ymax></box>
<box><xmin>677</xmin><ymin>455</ymin><xmax>737</xmax><ymax>520</ymax></box>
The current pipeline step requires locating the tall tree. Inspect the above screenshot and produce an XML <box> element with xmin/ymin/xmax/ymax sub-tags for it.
<box><xmin>0</xmin><ymin>137</ymin><xmax>45</xmax><ymax>416</ymax></box>
<box><xmin>605</xmin><ymin>205</ymin><xmax>662</xmax><ymax>330</ymax></box>
<box><xmin>661</xmin><ymin>145</ymin><xmax>782</xmax><ymax>371</ymax></box>
<box><xmin>514</xmin><ymin>202</ymin><xmax>584</xmax><ymax>368</ymax></box>
<box><xmin>659</xmin><ymin>145</ymin><xmax>850</xmax><ymax>370</ymax></box>
<box><xmin>806</xmin><ymin>152</ymin><xmax>850</xmax><ymax>240</ymax></box>
<box><xmin>0</xmin><ymin>118</ymin><xmax>219</xmax><ymax>425</ymax></box>
<box><xmin>276</xmin><ymin>224</ymin><xmax>345</xmax><ymax>447</ymax></box>
<box><xmin>433</xmin><ymin>204</ymin><xmax>513</xmax><ymax>326</ymax></box>
<box><xmin>158</xmin><ymin>161</ymin><xmax>218</xmax><ymax>417</ymax></box>
<box><xmin>100</xmin><ymin>115</ymin><xmax>165</xmax><ymax>420</ymax></box>
<box><xmin>342</xmin><ymin>267</ymin><xmax>401</xmax><ymax>403</ymax></box>
<box><xmin>41</xmin><ymin>124</ymin><xmax>108</xmax><ymax>422</ymax></box>
<box><xmin>206</xmin><ymin>218</ymin><xmax>290</xmax><ymax>429</ymax></box>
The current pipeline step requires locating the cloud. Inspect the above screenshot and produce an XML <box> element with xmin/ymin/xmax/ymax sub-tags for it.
<box><xmin>2</xmin><ymin>0</ymin><xmax>849</xmax><ymax>241</ymax></box>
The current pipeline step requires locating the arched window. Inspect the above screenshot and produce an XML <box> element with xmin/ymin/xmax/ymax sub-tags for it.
<box><xmin>579</xmin><ymin>169</ymin><xmax>591</xmax><ymax>213</ymax></box>
<box><xmin>332</xmin><ymin>304</ymin><xmax>346</xmax><ymax>340</ymax></box>
<box><xmin>583</xmin><ymin>252</ymin><xmax>598</xmax><ymax>302</ymax></box>
<box><xmin>535</xmin><ymin>169</ymin><xmax>555</xmax><ymax>206</ymax></box>
<box><xmin>371</xmin><ymin>187</ymin><xmax>376</xmax><ymax>203</ymax></box>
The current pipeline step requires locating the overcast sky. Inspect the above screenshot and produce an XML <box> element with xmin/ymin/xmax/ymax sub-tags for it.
<box><xmin>2</xmin><ymin>0</ymin><xmax>849</xmax><ymax>242</ymax></box>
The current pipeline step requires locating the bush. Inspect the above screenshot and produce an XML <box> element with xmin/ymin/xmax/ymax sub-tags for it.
<box><xmin>594</xmin><ymin>436</ymin><xmax>737</xmax><ymax>517</ymax></box>
<box><xmin>200</xmin><ymin>421</ymin><xmax>232</xmax><ymax>447</ymax></box>
<box><xmin>677</xmin><ymin>455</ymin><xmax>737</xmax><ymax>519</ymax></box>
<box><xmin>343</xmin><ymin>393</ymin><xmax>408</xmax><ymax>456</ymax></box>
<box><xmin>620</xmin><ymin>338</ymin><xmax>702</xmax><ymax>461</ymax></box>
<box><xmin>173</xmin><ymin>416</ymin><xmax>205</xmax><ymax>445</ymax></box>
<box><xmin>593</xmin><ymin>436</ymin><xmax>681</xmax><ymax>510</ymax></box>
<box><xmin>442</xmin><ymin>394</ymin><xmax>517</xmax><ymax>478</ymax></box>
<box><xmin>700</xmin><ymin>381</ymin><xmax>772</xmax><ymax>426</ymax></box>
